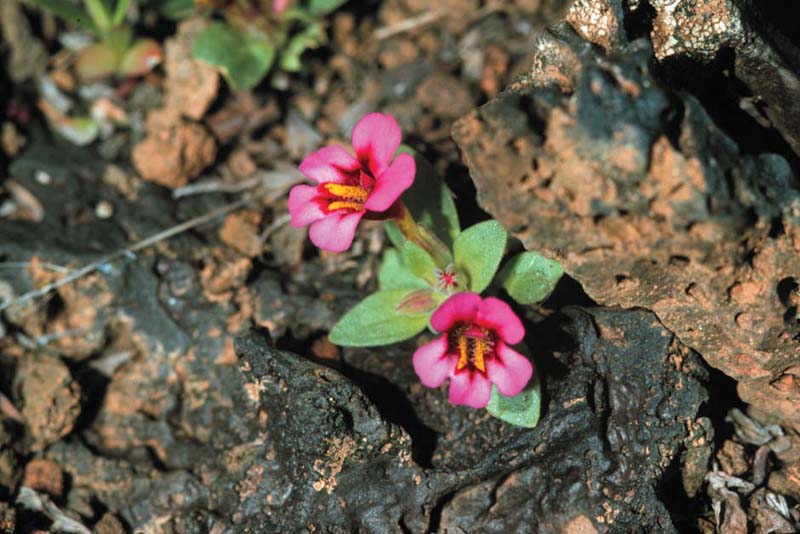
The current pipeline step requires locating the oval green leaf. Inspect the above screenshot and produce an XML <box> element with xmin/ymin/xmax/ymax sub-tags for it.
<box><xmin>486</xmin><ymin>372</ymin><xmax>541</xmax><ymax>428</ymax></box>
<box><xmin>453</xmin><ymin>220</ymin><xmax>507</xmax><ymax>294</ymax></box>
<box><xmin>402</xmin><ymin>241</ymin><xmax>437</xmax><ymax>286</ymax></box>
<box><xmin>329</xmin><ymin>290</ymin><xmax>431</xmax><ymax>347</ymax></box>
<box><xmin>499</xmin><ymin>251</ymin><xmax>563</xmax><ymax>305</ymax></box>
<box><xmin>378</xmin><ymin>249</ymin><xmax>427</xmax><ymax>290</ymax></box>
<box><xmin>193</xmin><ymin>22</ymin><xmax>275</xmax><ymax>91</ymax></box>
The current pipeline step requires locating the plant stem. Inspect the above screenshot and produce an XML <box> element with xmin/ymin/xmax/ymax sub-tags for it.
<box><xmin>390</xmin><ymin>201</ymin><xmax>453</xmax><ymax>268</ymax></box>
<box><xmin>111</xmin><ymin>0</ymin><xmax>131</xmax><ymax>26</ymax></box>
<box><xmin>84</xmin><ymin>0</ymin><xmax>111</xmax><ymax>34</ymax></box>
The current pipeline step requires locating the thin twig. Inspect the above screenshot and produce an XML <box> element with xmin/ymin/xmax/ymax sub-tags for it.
<box><xmin>259</xmin><ymin>213</ymin><xmax>292</xmax><ymax>243</ymax></box>
<box><xmin>374</xmin><ymin>10</ymin><xmax>442</xmax><ymax>40</ymax></box>
<box><xmin>0</xmin><ymin>197</ymin><xmax>250</xmax><ymax>312</ymax></box>
<box><xmin>172</xmin><ymin>176</ymin><xmax>263</xmax><ymax>199</ymax></box>
<box><xmin>172</xmin><ymin>169</ymin><xmax>305</xmax><ymax>202</ymax></box>
<box><xmin>373</xmin><ymin>3</ymin><xmax>505</xmax><ymax>41</ymax></box>
<box><xmin>0</xmin><ymin>261</ymin><xmax>70</xmax><ymax>273</ymax></box>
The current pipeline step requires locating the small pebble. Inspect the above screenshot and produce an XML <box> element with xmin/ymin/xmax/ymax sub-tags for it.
<box><xmin>95</xmin><ymin>200</ymin><xmax>114</xmax><ymax>219</ymax></box>
<box><xmin>34</xmin><ymin>170</ymin><xmax>51</xmax><ymax>185</ymax></box>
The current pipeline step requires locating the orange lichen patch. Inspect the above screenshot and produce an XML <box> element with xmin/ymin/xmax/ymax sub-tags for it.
<box><xmin>23</xmin><ymin>459</ymin><xmax>64</xmax><ymax>498</ymax></box>
<box><xmin>215</xmin><ymin>336</ymin><xmax>238</xmax><ymax>366</ymax></box>
<box><xmin>563</xmin><ymin>515</ymin><xmax>599</xmax><ymax>534</ymax></box>
<box><xmin>200</xmin><ymin>252</ymin><xmax>252</xmax><ymax>303</ymax></box>
<box><xmin>218</xmin><ymin>210</ymin><xmax>263</xmax><ymax>257</ymax></box>
<box><xmin>50</xmin><ymin>272</ymin><xmax>113</xmax><ymax>359</ymax></box>
<box><xmin>227</xmin><ymin>287</ymin><xmax>254</xmax><ymax>335</ymax></box>
<box><xmin>235</xmin><ymin>463</ymin><xmax>265</xmax><ymax>502</ymax></box>
<box><xmin>311</xmin><ymin>436</ymin><xmax>357</xmax><ymax>494</ymax></box>
<box><xmin>18</xmin><ymin>353</ymin><xmax>81</xmax><ymax>451</ymax></box>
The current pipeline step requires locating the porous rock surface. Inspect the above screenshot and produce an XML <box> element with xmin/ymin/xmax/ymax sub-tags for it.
<box><xmin>238</xmin><ymin>306</ymin><xmax>708</xmax><ymax>532</ymax></box>
<box><xmin>452</xmin><ymin>14</ymin><xmax>800</xmax><ymax>432</ymax></box>
<box><xmin>0</xmin><ymin>147</ymin><xmax>708</xmax><ymax>529</ymax></box>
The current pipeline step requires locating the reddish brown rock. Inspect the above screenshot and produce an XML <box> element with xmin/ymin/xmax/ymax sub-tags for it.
<box><xmin>23</xmin><ymin>458</ymin><xmax>64</xmax><ymax>498</ymax></box>
<box><xmin>717</xmin><ymin>440</ymin><xmax>748</xmax><ymax>477</ymax></box>
<box><xmin>16</xmin><ymin>353</ymin><xmax>80</xmax><ymax>451</ymax></box>
<box><xmin>132</xmin><ymin>118</ymin><xmax>216</xmax><ymax>189</ymax></box>
<box><xmin>218</xmin><ymin>210</ymin><xmax>263</xmax><ymax>258</ymax></box>
<box><xmin>452</xmin><ymin>23</ymin><xmax>800</xmax><ymax>430</ymax></box>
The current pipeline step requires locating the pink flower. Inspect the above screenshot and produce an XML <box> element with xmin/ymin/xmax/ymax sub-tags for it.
<box><xmin>412</xmin><ymin>293</ymin><xmax>533</xmax><ymax>409</ymax></box>
<box><xmin>272</xmin><ymin>0</ymin><xmax>290</xmax><ymax>15</ymax></box>
<box><xmin>288</xmin><ymin>113</ymin><xmax>416</xmax><ymax>252</ymax></box>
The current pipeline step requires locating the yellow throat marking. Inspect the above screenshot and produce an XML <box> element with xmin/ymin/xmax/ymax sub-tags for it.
<box><xmin>456</xmin><ymin>335</ymin><xmax>488</xmax><ymax>373</ymax></box>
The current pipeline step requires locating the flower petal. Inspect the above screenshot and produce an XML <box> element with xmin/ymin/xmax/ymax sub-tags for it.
<box><xmin>364</xmin><ymin>153</ymin><xmax>415</xmax><ymax>212</ymax></box>
<box><xmin>477</xmin><ymin>297</ymin><xmax>525</xmax><ymax>344</ymax></box>
<box><xmin>448</xmin><ymin>371</ymin><xmax>492</xmax><ymax>408</ymax></box>
<box><xmin>299</xmin><ymin>145</ymin><xmax>360</xmax><ymax>184</ymax></box>
<box><xmin>412</xmin><ymin>336</ymin><xmax>455</xmax><ymax>388</ymax></box>
<box><xmin>351</xmin><ymin>113</ymin><xmax>401</xmax><ymax>177</ymax></box>
<box><xmin>308</xmin><ymin>211</ymin><xmax>364</xmax><ymax>252</ymax></box>
<box><xmin>487</xmin><ymin>342</ymin><xmax>533</xmax><ymax>397</ymax></box>
<box><xmin>430</xmin><ymin>292</ymin><xmax>481</xmax><ymax>333</ymax></box>
<box><xmin>288</xmin><ymin>184</ymin><xmax>326</xmax><ymax>227</ymax></box>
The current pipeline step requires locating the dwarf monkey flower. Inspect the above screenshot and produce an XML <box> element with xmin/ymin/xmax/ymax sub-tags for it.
<box><xmin>272</xmin><ymin>0</ymin><xmax>289</xmax><ymax>14</ymax></box>
<box><xmin>412</xmin><ymin>293</ymin><xmax>533</xmax><ymax>408</ymax></box>
<box><xmin>288</xmin><ymin>113</ymin><xmax>416</xmax><ymax>252</ymax></box>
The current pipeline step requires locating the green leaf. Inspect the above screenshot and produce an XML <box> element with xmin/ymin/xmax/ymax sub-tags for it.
<box><xmin>308</xmin><ymin>0</ymin><xmax>348</xmax><ymax>16</ymax></box>
<box><xmin>329</xmin><ymin>290</ymin><xmax>430</xmax><ymax>347</ymax></box>
<box><xmin>111</xmin><ymin>0</ymin><xmax>131</xmax><ymax>26</ymax></box>
<box><xmin>152</xmin><ymin>0</ymin><xmax>195</xmax><ymax>19</ymax></box>
<box><xmin>29</xmin><ymin>0</ymin><xmax>97</xmax><ymax>33</ymax></box>
<box><xmin>278</xmin><ymin>22</ymin><xmax>325</xmax><ymax>72</ymax></box>
<box><xmin>402</xmin><ymin>241</ymin><xmax>437</xmax><ymax>286</ymax></box>
<box><xmin>53</xmin><ymin>116</ymin><xmax>100</xmax><ymax>146</ymax></box>
<box><xmin>397</xmin><ymin>146</ymin><xmax>460</xmax><ymax>248</ymax></box>
<box><xmin>453</xmin><ymin>220</ymin><xmax>506</xmax><ymax>294</ymax></box>
<box><xmin>74</xmin><ymin>41</ymin><xmax>120</xmax><ymax>82</ymax></box>
<box><xmin>499</xmin><ymin>251</ymin><xmax>563</xmax><ymax>305</ymax></box>
<box><xmin>193</xmin><ymin>22</ymin><xmax>275</xmax><ymax>91</ymax></box>
<box><xmin>378</xmin><ymin>249</ymin><xmax>427</xmax><ymax>290</ymax></box>
<box><xmin>486</xmin><ymin>372</ymin><xmax>541</xmax><ymax>428</ymax></box>
<box><xmin>383</xmin><ymin>221</ymin><xmax>405</xmax><ymax>250</ymax></box>
<box><xmin>84</xmin><ymin>0</ymin><xmax>112</xmax><ymax>33</ymax></box>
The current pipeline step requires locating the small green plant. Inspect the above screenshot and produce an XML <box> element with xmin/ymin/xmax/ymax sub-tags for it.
<box><xmin>288</xmin><ymin>113</ymin><xmax>564</xmax><ymax>427</ymax></box>
<box><xmin>30</xmin><ymin>0</ymin><xmax>163</xmax><ymax>81</ymax></box>
<box><xmin>185</xmin><ymin>0</ymin><xmax>347</xmax><ymax>91</ymax></box>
